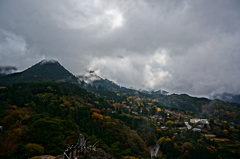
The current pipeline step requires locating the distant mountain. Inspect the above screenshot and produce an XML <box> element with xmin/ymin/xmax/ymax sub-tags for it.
<box><xmin>151</xmin><ymin>89</ymin><xmax>170</xmax><ymax>95</ymax></box>
<box><xmin>0</xmin><ymin>59</ymin><xmax>78</xmax><ymax>84</ymax></box>
<box><xmin>211</xmin><ymin>92</ymin><xmax>240</xmax><ymax>104</ymax></box>
<box><xmin>0</xmin><ymin>59</ymin><xmax>239</xmax><ymax>123</ymax></box>
<box><xmin>77</xmin><ymin>71</ymin><xmax>240</xmax><ymax>121</ymax></box>
<box><xmin>77</xmin><ymin>71</ymin><xmax>138</xmax><ymax>94</ymax></box>
<box><xmin>0</xmin><ymin>66</ymin><xmax>17</xmax><ymax>77</ymax></box>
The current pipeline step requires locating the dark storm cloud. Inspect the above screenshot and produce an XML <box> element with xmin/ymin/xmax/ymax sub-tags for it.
<box><xmin>0</xmin><ymin>0</ymin><xmax>240</xmax><ymax>96</ymax></box>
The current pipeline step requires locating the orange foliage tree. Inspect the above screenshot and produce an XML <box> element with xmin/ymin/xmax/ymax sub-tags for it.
<box><xmin>91</xmin><ymin>112</ymin><xmax>104</xmax><ymax>122</ymax></box>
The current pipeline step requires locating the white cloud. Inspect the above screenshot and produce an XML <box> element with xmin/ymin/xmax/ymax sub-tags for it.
<box><xmin>0</xmin><ymin>30</ymin><xmax>27</xmax><ymax>56</ymax></box>
<box><xmin>87</xmin><ymin>49</ymin><xmax>172</xmax><ymax>90</ymax></box>
<box><xmin>52</xmin><ymin>0</ymin><xmax>124</xmax><ymax>33</ymax></box>
<box><xmin>105</xmin><ymin>9</ymin><xmax>124</xmax><ymax>29</ymax></box>
<box><xmin>144</xmin><ymin>64</ymin><xmax>172</xmax><ymax>90</ymax></box>
<box><xmin>0</xmin><ymin>0</ymin><xmax>240</xmax><ymax>96</ymax></box>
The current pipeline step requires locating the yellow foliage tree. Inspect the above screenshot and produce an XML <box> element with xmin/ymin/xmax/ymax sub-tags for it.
<box><xmin>157</xmin><ymin>107</ymin><xmax>161</xmax><ymax>112</ymax></box>
<box><xmin>207</xmin><ymin>145</ymin><xmax>216</xmax><ymax>154</ymax></box>
<box><xmin>223</xmin><ymin>129</ymin><xmax>229</xmax><ymax>136</ymax></box>
<box><xmin>165</xmin><ymin>138</ymin><xmax>172</xmax><ymax>142</ymax></box>
<box><xmin>25</xmin><ymin>143</ymin><xmax>44</xmax><ymax>157</ymax></box>
<box><xmin>158</xmin><ymin>137</ymin><xmax>166</xmax><ymax>144</ymax></box>
<box><xmin>229</xmin><ymin>126</ymin><xmax>236</xmax><ymax>133</ymax></box>
<box><xmin>166</xmin><ymin>120</ymin><xmax>174</xmax><ymax>126</ymax></box>
<box><xmin>183</xmin><ymin>142</ymin><xmax>193</xmax><ymax>150</ymax></box>
<box><xmin>123</xmin><ymin>156</ymin><xmax>138</xmax><ymax>159</ymax></box>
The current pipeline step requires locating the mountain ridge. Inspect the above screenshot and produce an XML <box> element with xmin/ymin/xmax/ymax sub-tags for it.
<box><xmin>0</xmin><ymin>59</ymin><xmax>79</xmax><ymax>84</ymax></box>
<box><xmin>1</xmin><ymin>59</ymin><xmax>239</xmax><ymax>107</ymax></box>
<box><xmin>211</xmin><ymin>92</ymin><xmax>240</xmax><ymax>104</ymax></box>
<box><xmin>0</xmin><ymin>59</ymin><xmax>240</xmax><ymax>159</ymax></box>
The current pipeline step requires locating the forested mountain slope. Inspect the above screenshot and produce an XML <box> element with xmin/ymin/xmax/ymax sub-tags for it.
<box><xmin>0</xmin><ymin>82</ymin><xmax>150</xmax><ymax>158</ymax></box>
<box><xmin>0</xmin><ymin>60</ymin><xmax>78</xmax><ymax>84</ymax></box>
<box><xmin>0</xmin><ymin>60</ymin><xmax>240</xmax><ymax>158</ymax></box>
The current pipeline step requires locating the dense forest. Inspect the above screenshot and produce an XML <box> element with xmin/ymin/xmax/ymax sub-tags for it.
<box><xmin>0</xmin><ymin>82</ymin><xmax>240</xmax><ymax>158</ymax></box>
<box><xmin>0</xmin><ymin>82</ymin><xmax>150</xmax><ymax>158</ymax></box>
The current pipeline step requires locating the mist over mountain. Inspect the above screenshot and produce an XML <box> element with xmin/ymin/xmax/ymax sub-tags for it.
<box><xmin>1</xmin><ymin>59</ymin><xmax>239</xmax><ymax>124</ymax></box>
<box><xmin>77</xmin><ymin>70</ymin><xmax>102</xmax><ymax>84</ymax></box>
<box><xmin>1</xmin><ymin>59</ymin><xmax>240</xmax><ymax>158</ymax></box>
<box><xmin>1</xmin><ymin>1</ymin><xmax>240</xmax><ymax>158</ymax></box>
<box><xmin>0</xmin><ymin>66</ymin><xmax>17</xmax><ymax>77</ymax></box>
<box><xmin>1</xmin><ymin>0</ymin><xmax>240</xmax><ymax>97</ymax></box>
<box><xmin>1</xmin><ymin>59</ymin><xmax>238</xmax><ymax>102</ymax></box>
<box><xmin>211</xmin><ymin>92</ymin><xmax>240</xmax><ymax>104</ymax></box>
<box><xmin>77</xmin><ymin>70</ymin><xmax>140</xmax><ymax>95</ymax></box>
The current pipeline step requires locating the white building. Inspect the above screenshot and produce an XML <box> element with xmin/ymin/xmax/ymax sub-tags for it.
<box><xmin>190</xmin><ymin>119</ymin><xmax>209</xmax><ymax>124</ymax></box>
<box><xmin>184</xmin><ymin>122</ymin><xmax>192</xmax><ymax>130</ymax></box>
<box><xmin>192</xmin><ymin>128</ymin><xmax>201</xmax><ymax>132</ymax></box>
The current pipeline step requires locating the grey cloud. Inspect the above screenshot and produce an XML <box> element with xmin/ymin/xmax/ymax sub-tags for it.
<box><xmin>0</xmin><ymin>29</ymin><xmax>42</xmax><ymax>69</ymax></box>
<box><xmin>0</xmin><ymin>0</ymin><xmax>240</xmax><ymax>96</ymax></box>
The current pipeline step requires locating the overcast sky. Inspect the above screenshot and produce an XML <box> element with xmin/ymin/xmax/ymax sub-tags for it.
<box><xmin>0</xmin><ymin>0</ymin><xmax>240</xmax><ymax>96</ymax></box>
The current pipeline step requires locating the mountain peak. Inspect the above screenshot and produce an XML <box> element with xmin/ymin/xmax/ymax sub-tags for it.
<box><xmin>0</xmin><ymin>59</ymin><xmax>78</xmax><ymax>84</ymax></box>
<box><xmin>39</xmin><ymin>59</ymin><xmax>59</xmax><ymax>65</ymax></box>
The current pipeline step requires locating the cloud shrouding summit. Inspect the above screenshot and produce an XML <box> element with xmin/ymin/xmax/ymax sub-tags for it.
<box><xmin>0</xmin><ymin>0</ymin><xmax>240</xmax><ymax>96</ymax></box>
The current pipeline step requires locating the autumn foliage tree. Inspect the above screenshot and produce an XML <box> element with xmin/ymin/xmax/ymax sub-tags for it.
<box><xmin>91</xmin><ymin>112</ymin><xmax>104</xmax><ymax>122</ymax></box>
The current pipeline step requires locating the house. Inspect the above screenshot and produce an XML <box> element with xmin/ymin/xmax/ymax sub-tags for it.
<box><xmin>200</xmin><ymin>119</ymin><xmax>209</xmax><ymax>124</ymax></box>
<box><xmin>197</xmin><ymin>124</ymin><xmax>204</xmax><ymax>128</ymax></box>
<box><xmin>132</xmin><ymin>111</ymin><xmax>138</xmax><ymax>114</ymax></box>
<box><xmin>192</xmin><ymin>128</ymin><xmax>201</xmax><ymax>132</ymax></box>
<box><xmin>184</xmin><ymin>122</ymin><xmax>192</xmax><ymax>130</ymax></box>
<box><xmin>190</xmin><ymin>119</ymin><xmax>209</xmax><ymax>124</ymax></box>
<box><xmin>228</xmin><ymin>122</ymin><xmax>235</xmax><ymax>126</ymax></box>
<box><xmin>125</xmin><ymin>105</ymin><xmax>130</xmax><ymax>109</ymax></box>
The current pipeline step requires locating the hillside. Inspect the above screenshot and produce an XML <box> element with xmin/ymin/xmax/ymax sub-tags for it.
<box><xmin>0</xmin><ymin>82</ymin><xmax>150</xmax><ymax>158</ymax></box>
<box><xmin>0</xmin><ymin>60</ymin><xmax>240</xmax><ymax>158</ymax></box>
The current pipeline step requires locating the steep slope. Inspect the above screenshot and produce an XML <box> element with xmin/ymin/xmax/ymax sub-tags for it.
<box><xmin>0</xmin><ymin>82</ymin><xmax>149</xmax><ymax>158</ymax></box>
<box><xmin>0</xmin><ymin>59</ymin><xmax>78</xmax><ymax>84</ymax></box>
